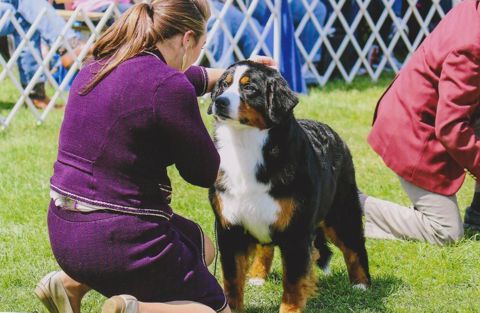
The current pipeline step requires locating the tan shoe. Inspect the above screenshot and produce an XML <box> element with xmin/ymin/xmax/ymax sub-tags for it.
<box><xmin>34</xmin><ymin>271</ymin><xmax>74</xmax><ymax>313</ymax></box>
<box><xmin>102</xmin><ymin>295</ymin><xmax>139</xmax><ymax>313</ymax></box>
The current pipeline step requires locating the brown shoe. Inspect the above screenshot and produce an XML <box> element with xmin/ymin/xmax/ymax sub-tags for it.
<box><xmin>31</xmin><ymin>97</ymin><xmax>49</xmax><ymax>109</ymax></box>
<box><xmin>31</xmin><ymin>96</ymin><xmax>64</xmax><ymax>110</ymax></box>
<box><xmin>27</xmin><ymin>83</ymin><xmax>64</xmax><ymax>110</ymax></box>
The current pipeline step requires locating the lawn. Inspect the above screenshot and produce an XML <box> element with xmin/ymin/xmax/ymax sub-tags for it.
<box><xmin>0</xmin><ymin>74</ymin><xmax>479</xmax><ymax>313</ymax></box>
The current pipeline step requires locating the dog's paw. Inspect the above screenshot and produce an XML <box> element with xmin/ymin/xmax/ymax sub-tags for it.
<box><xmin>248</xmin><ymin>277</ymin><xmax>266</xmax><ymax>286</ymax></box>
<box><xmin>353</xmin><ymin>283</ymin><xmax>368</xmax><ymax>291</ymax></box>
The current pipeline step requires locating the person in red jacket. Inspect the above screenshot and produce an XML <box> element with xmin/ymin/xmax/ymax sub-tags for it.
<box><xmin>364</xmin><ymin>0</ymin><xmax>480</xmax><ymax>245</ymax></box>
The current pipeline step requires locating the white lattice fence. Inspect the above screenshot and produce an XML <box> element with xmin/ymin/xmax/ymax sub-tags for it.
<box><xmin>200</xmin><ymin>0</ymin><xmax>460</xmax><ymax>86</ymax></box>
<box><xmin>0</xmin><ymin>0</ymin><xmax>461</xmax><ymax>129</ymax></box>
<box><xmin>0</xmin><ymin>3</ymin><xmax>121</xmax><ymax>129</ymax></box>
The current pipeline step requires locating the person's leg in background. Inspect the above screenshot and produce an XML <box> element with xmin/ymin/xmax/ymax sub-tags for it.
<box><xmin>0</xmin><ymin>0</ymin><xmax>49</xmax><ymax>108</ymax></box>
<box><xmin>207</xmin><ymin>0</ymin><xmax>263</xmax><ymax>68</ymax></box>
<box><xmin>16</xmin><ymin>0</ymin><xmax>84</xmax><ymax>70</ymax></box>
<box><xmin>0</xmin><ymin>2</ymin><xmax>15</xmax><ymax>34</ymax></box>
<box><xmin>288</xmin><ymin>0</ymin><xmax>327</xmax><ymax>83</ymax></box>
<box><xmin>12</xmin><ymin>24</ymin><xmax>51</xmax><ymax>109</ymax></box>
<box><xmin>363</xmin><ymin>177</ymin><xmax>464</xmax><ymax>245</ymax></box>
<box><xmin>206</xmin><ymin>0</ymin><xmax>235</xmax><ymax>68</ymax></box>
<box><xmin>1</xmin><ymin>0</ymin><xmax>82</xmax><ymax>108</ymax></box>
<box><xmin>15</xmin><ymin>0</ymin><xmax>77</xmax><ymax>45</ymax></box>
<box><xmin>236</xmin><ymin>3</ymin><xmax>263</xmax><ymax>60</ymax></box>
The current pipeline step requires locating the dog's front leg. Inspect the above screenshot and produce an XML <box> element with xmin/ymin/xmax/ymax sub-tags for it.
<box><xmin>217</xmin><ymin>226</ymin><xmax>253</xmax><ymax>312</ymax></box>
<box><xmin>278</xmin><ymin>242</ymin><xmax>318</xmax><ymax>313</ymax></box>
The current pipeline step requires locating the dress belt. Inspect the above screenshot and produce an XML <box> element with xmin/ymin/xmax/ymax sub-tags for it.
<box><xmin>50</xmin><ymin>189</ymin><xmax>107</xmax><ymax>213</ymax></box>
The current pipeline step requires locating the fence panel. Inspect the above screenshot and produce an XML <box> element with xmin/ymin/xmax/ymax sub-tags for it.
<box><xmin>0</xmin><ymin>0</ymin><xmax>462</xmax><ymax>128</ymax></box>
<box><xmin>0</xmin><ymin>3</ymin><xmax>121</xmax><ymax>129</ymax></box>
<box><xmin>199</xmin><ymin>0</ymin><xmax>458</xmax><ymax>86</ymax></box>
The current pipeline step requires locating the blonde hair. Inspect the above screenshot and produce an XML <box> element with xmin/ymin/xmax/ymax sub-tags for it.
<box><xmin>80</xmin><ymin>0</ymin><xmax>210</xmax><ymax>95</ymax></box>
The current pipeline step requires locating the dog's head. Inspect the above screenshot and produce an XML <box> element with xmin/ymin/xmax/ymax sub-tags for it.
<box><xmin>208</xmin><ymin>61</ymin><xmax>299</xmax><ymax>129</ymax></box>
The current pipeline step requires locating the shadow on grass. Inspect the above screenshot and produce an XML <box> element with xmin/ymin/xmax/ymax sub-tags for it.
<box><xmin>245</xmin><ymin>271</ymin><xmax>404</xmax><ymax>313</ymax></box>
<box><xmin>0</xmin><ymin>100</ymin><xmax>18</xmax><ymax>117</ymax></box>
<box><xmin>0</xmin><ymin>100</ymin><xmax>15</xmax><ymax>110</ymax></box>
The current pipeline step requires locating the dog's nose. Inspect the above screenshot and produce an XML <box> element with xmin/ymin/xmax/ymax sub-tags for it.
<box><xmin>214</xmin><ymin>97</ymin><xmax>230</xmax><ymax>118</ymax></box>
<box><xmin>215</xmin><ymin>97</ymin><xmax>230</xmax><ymax>109</ymax></box>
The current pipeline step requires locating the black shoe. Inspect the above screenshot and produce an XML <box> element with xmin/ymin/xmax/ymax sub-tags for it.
<box><xmin>464</xmin><ymin>206</ymin><xmax>480</xmax><ymax>233</ymax></box>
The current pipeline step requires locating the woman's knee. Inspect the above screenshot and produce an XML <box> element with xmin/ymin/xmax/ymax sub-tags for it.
<box><xmin>204</xmin><ymin>235</ymin><xmax>216</xmax><ymax>266</ymax></box>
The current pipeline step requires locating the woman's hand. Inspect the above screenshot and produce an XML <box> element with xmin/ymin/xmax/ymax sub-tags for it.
<box><xmin>249</xmin><ymin>55</ymin><xmax>278</xmax><ymax>69</ymax></box>
<box><xmin>205</xmin><ymin>56</ymin><xmax>278</xmax><ymax>93</ymax></box>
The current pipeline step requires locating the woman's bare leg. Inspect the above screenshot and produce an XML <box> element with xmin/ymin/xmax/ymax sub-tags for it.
<box><xmin>139</xmin><ymin>301</ymin><xmax>231</xmax><ymax>313</ymax></box>
<box><xmin>61</xmin><ymin>272</ymin><xmax>91</xmax><ymax>313</ymax></box>
<box><xmin>204</xmin><ymin>234</ymin><xmax>216</xmax><ymax>266</ymax></box>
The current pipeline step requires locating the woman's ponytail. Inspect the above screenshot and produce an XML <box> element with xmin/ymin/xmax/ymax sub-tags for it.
<box><xmin>80</xmin><ymin>0</ymin><xmax>210</xmax><ymax>95</ymax></box>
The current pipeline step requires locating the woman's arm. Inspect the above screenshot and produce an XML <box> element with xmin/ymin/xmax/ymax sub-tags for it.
<box><xmin>154</xmin><ymin>74</ymin><xmax>220</xmax><ymax>187</ymax></box>
<box><xmin>205</xmin><ymin>68</ymin><xmax>225</xmax><ymax>93</ymax></box>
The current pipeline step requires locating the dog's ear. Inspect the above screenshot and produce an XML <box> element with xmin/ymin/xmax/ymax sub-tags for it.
<box><xmin>266</xmin><ymin>74</ymin><xmax>299</xmax><ymax>124</ymax></box>
<box><xmin>207</xmin><ymin>100</ymin><xmax>214</xmax><ymax>115</ymax></box>
<box><xmin>208</xmin><ymin>79</ymin><xmax>222</xmax><ymax>115</ymax></box>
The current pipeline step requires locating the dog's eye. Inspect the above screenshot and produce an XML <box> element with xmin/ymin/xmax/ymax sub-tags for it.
<box><xmin>243</xmin><ymin>84</ymin><xmax>256</xmax><ymax>92</ymax></box>
<box><xmin>221</xmin><ymin>80</ymin><xmax>229</xmax><ymax>89</ymax></box>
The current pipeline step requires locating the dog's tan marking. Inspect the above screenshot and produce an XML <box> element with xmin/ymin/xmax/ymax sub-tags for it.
<box><xmin>211</xmin><ymin>192</ymin><xmax>231</xmax><ymax>229</ymax></box>
<box><xmin>321</xmin><ymin>225</ymin><xmax>369</xmax><ymax>285</ymax></box>
<box><xmin>273</xmin><ymin>198</ymin><xmax>296</xmax><ymax>231</ymax></box>
<box><xmin>224</xmin><ymin>249</ymin><xmax>252</xmax><ymax>312</ymax></box>
<box><xmin>238</xmin><ymin>101</ymin><xmax>267</xmax><ymax>129</ymax></box>
<box><xmin>249</xmin><ymin>244</ymin><xmax>274</xmax><ymax>281</ymax></box>
<box><xmin>240</xmin><ymin>75</ymin><xmax>250</xmax><ymax>85</ymax></box>
<box><xmin>280</xmin><ymin>250</ymin><xmax>319</xmax><ymax>313</ymax></box>
<box><xmin>225</xmin><ymin>73</ymin><xmax>233</xmax><ymax>85</ymax></box>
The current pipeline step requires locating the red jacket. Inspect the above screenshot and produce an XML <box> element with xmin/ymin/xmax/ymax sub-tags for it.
<box><xmin>368</xmin><ymin>0</ymin><xmax>480</xmax><ymax>196</ymax></box>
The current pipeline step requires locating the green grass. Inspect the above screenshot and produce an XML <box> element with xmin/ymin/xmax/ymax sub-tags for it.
<box><xmin>1</xmin><ymin>74</ymin><xmax>479</xmax><ymax>313</ymax></box>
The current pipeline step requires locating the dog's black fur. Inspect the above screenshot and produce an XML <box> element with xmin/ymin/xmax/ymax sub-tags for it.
<box><xmin>208</xmin><ymin>61</ymin><xmax>370</xmax><ymax>313</ymax></box>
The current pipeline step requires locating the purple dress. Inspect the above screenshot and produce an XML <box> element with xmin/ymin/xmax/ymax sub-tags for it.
<box><xmin>47</xmin><ymin>50</ymin><xmax>227</xmax><ymax>311</ymax></box>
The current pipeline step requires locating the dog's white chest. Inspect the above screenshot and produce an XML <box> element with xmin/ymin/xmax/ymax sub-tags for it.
<box><xmin>216</xmin><ymin>124</ymin><xmax>279</xmax><ymax>243</ymax></box>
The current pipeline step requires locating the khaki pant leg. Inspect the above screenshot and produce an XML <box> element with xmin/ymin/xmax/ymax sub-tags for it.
<box><xmin>364</xmin><ymin>177</ymin><xmax>463</xmax><ymax>245</ymax></box>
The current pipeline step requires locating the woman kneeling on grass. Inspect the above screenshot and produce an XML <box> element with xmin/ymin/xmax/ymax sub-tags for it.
<box><xmin>34</xmin><ymin>1</ymin><xmax>272</xmax><ymax>312</ymax></box>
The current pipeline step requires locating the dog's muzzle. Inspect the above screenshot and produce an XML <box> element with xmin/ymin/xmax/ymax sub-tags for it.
<box><xmin>212</xmin><ymin>96</ymin><xmax>231</xmax><ymax>119</ymax></box>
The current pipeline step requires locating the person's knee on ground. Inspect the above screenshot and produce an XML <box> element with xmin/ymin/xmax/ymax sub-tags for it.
<box><xmin>204</xmin><ymin>235</ymin><xmax>216</xmax><ymax>266</ymax></box>
<box><xmin>429</xmin><ymin>218</ymin><xmax>464</xmax><ymax>245</ymax></box>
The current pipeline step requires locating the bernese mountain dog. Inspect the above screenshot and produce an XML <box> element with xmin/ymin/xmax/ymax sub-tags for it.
<box><xmin>207</xmin><ymin>61</ymin><xmax>370</xmax><ymax>313</ymax></box>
